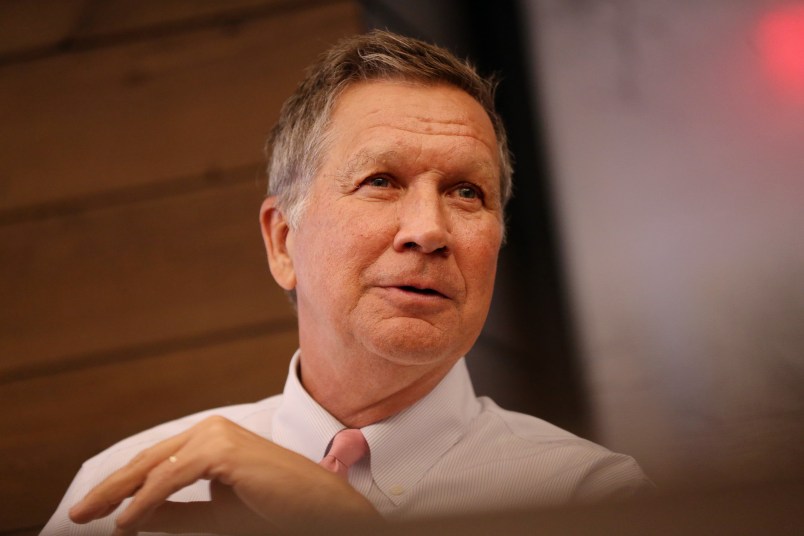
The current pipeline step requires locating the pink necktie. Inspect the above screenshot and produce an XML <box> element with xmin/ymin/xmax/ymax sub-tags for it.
<box><xmin>319</xmin><ymin>429</ymin><xmax>369</xmax><ymax>479</ymax></box>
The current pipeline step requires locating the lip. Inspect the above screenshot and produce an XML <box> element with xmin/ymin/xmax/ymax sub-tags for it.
<box><xmin>387</xmin><ymin>285</ymin><xmax>448</xmax><ymax>299</ymax></box>
<box><xmin>380</xmin><ymin>279</ymin><xmax>453</xmax><ymax>300</ymax></box>
<box><xmin>371</xmin><ymin>276</ymin><xmax>456</xmax><ymax>312</ymax></box>
<box><xmin>375</xmin><ymin>286</ymin><xmax>452</xmax><ymax>312</ymax></box>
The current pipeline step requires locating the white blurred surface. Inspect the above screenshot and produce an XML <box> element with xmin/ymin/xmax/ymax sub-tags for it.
<box><xmin>526</xmin><ymin>0</ymin><xmax>804</xmax><ymax>488</ymax></box>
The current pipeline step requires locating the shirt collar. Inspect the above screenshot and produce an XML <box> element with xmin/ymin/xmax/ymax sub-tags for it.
<box><xmin>272</xmin><ymin>350</ymin><xmax>481</xmax><ymax>505</ymax></box>
<box><xmin>271</xmin><ymin>350</ymin><xmax>344</xmax><ymax>462</ymax></box>
<box><xmin>362</xmin><ymin>357</ymin><xmax>481</xmax><ymax>504</ymax></box>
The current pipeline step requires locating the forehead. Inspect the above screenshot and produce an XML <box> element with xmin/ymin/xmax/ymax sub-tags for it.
<box><xmin>323</xmin><ymin>81</ymin><xmax>500</xmax><ymax>176</ymax></box>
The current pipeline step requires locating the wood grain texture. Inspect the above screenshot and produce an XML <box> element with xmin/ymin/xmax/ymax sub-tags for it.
<box><xmin>0</xmin><ymin>0</ymin><xmax>331</xmax><ymax>59</ymax></box>
<box><xmin>0</xmin><ymin>177</ymin><xmax>292</xmax><ymax>379</ymax></box>
<box><xmin>72</xmin><ymin>0</ymin><xmax>295</xmax><ymax>38</ymax></box>
<box><xmin>0</xmin><ymin>2</ymin><xmax>362</xmax><ymax>533</ymax></box>
<box><xmin>0</xmin><ymin>0</ymin><xmax>84</xmax><ymax>56</ymax></box>
<box><xmin>0</xmin><ymin>0</ymin><xmax>360</xmax><ymax>212</ymax></box>
<box><xmin>0</xmin><ymin>329</ymin><xmax>299</xmax><ymax>531</ymax></box>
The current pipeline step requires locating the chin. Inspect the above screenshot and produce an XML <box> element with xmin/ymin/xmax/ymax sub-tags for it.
<box><xmin>361</xmin><ymin>317</ymin><xmax>470</xmax><ymax>367</ymax></box>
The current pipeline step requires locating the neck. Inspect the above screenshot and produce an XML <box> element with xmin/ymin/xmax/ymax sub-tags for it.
<box><xmin>298</xmin><ymin>347</ymin><xmax>457</xmax><ymax>428</ymax></box>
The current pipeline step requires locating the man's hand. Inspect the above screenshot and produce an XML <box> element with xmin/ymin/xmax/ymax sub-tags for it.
<box><xmin>68</xmin><ymin>416</ymin><xmax>381</xmax><ymax>535</ymax></box>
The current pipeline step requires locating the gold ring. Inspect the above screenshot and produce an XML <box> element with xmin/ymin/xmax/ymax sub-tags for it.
<box><xmin>168</xmin><ymin>455</ymin><xmax>178</xmax><ymax>464</ymax></box>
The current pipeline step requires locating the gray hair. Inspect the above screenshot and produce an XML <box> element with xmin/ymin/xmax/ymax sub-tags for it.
<box><xmin>265</xmin><ymin>29</ymin><xmax>513</xmax><ymax>228</ymax></box>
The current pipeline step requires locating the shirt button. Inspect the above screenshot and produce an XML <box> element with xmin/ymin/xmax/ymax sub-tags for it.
<box><xmin>390</xmin><ymin>485</ymin><xmax>405</xmax><ymax>496</ymax></box>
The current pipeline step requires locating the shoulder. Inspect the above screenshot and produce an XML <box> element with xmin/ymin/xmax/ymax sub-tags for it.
<box><xmin>68</xmin><ymin>395</ymin><xmax>282</xmax><ymax>496</ymax></box>
<box><xmin>452</xmin><ymin>397</ymin><xmax>653</xmax><ymax>503</ymax></box>
<box><xmin>42</xmin><ymin>395</ymin><xmax>284</xmax><ymax>535</ymax></box>
<box><xmin>83</xmin><ymin>394</ymin><xmax>283</xmax><ymax>475</ymax></box>
<box><xmin>468</xmin><ymin>396</ymin><xmax>600</xmax><ymax>454</ymax></box>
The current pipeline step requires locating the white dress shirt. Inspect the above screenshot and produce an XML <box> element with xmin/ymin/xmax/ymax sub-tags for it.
<box><xmin>43</xmin><ymin>352</ymin><xmax>651</xmax><ymax>534</ymax></box>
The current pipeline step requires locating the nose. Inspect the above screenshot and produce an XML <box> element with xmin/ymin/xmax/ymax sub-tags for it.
<box><xmin>392</xmin><ymin>187</ymin><xmax>450</xmax><ymax>255</ymax></box>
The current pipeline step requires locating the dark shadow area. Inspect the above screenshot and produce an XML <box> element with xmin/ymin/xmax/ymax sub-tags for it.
<box><xmin>338</xmin><ymin>479</ymin><xmax>804</xmax><ymax>536</ymax></box>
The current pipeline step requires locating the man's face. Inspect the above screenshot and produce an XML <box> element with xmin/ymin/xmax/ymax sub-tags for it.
<box><xmin>285</xmin><ymin>81</ymin><xmax>503</xmax><ymax>371</ymax></box>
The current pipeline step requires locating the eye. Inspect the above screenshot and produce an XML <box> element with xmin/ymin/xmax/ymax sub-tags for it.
<box><xmin>362</xmin><ymin>176</ymin><xmax>391</xmax><ymax>188</ymax></box>
<box><xmin>454</xmin><ymin>184</ymin><xmax>483</xmax><ymax>200</ymax></box>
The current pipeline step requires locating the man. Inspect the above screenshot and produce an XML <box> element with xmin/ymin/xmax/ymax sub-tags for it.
<box><xmin>44</xmin><ymin>30</ymin><xmax>650</xmax><ymax>535</ymax></box>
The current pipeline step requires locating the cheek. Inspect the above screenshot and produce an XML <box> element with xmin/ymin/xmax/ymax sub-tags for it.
<box><xmin>459</xmin><ymin>228</ymin><xmax>501</xmax><ymax>301</ymax></box>
<box><xmin>304</xmin><ymin>204</ymin><xmax>393</xmax><ymax>285</ymax></box>
<box><xmin>469</xmin><ymin>249</ymin><xmax>499</xmax><ymax>292</ymax></box>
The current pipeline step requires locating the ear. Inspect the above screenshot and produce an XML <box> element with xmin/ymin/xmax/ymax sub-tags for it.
<box><xmin>259</xmin><ymin>196</ymin><xmax>296</xmax><ymax>291</ymax></box>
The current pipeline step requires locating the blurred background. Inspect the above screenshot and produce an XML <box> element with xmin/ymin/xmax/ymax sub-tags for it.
<box><xmin>1</xmin><ymin>0</ymin><xmax>802</xmax><ymax>533</ymax></box>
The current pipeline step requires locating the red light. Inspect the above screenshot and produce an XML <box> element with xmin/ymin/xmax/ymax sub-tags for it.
<box><xmin>757</xmin><ymin>4</ymin><xmax>804</xmax><ymax>98</ymax></box>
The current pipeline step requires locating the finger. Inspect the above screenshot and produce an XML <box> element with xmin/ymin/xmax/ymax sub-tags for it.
<box><xmin>70</xmin><ymin>431</ymin><xmax>190</xmax><ymax>523</ymax></box>
<box><xmin>114</xmin><ymin>449</ymin><xmax>209</xmax><ymax>531</ymax></box>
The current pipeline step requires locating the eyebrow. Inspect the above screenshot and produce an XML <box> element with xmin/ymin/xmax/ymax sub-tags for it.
<box><xmin>336</xmin><ymin>147</ymin><xmax>496</xmax><ymax>183</ymax></box>
<box><xmin>338</xmin><ymin>149</ymin><xmax>398</xmax><ymax>179</ymax></box>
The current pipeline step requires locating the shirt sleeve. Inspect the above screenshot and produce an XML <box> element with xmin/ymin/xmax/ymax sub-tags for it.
<box><xmin>39</xmin><ymin>401</ymin><xmax>274</xmax><ymax>534</ymax></box>
<box><xmin>571</xmin><ymin>452</ymin><xmax>655</xmax><ymax>503</ymax></box>
<box><xmin>41</xmin><ymin>460</ymin><xmax>122</xmax><ymax>536</ymax></box>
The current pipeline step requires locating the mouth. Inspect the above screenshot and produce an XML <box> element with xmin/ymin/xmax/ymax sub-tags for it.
<box><xmin>397</xmin><ymin>285</ymin><xmax>446</xmax><ymax>298</ymax></box>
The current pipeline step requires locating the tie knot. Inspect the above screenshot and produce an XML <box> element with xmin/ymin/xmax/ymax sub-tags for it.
<box><xmin>320</xmin><ymin>429</ymin><xmax>369</xmax><ymax>478</ymax></box>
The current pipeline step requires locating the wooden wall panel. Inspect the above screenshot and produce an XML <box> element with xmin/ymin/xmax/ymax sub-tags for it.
<box><xmin>0</xmin><ymin>0</ymin><xmax>360</xmax><ymax>212</ymax></box>
<box><xmin>0</xmin><ymin>0</ymin><xmax>322</xmax><ymax>58</ymax></box>
<box><xmin>0</xmin><ymin>330</ymin><xmax>299</xmax><ymax>531</ymax></box>
<box><xmin>75</xmin><ymin>0</ymin><xmax>290</xmax><ymax>38</ymax></box>
<box><xmin>0</xmin><ymin>0</ymin><xmax>84</xmax><ymax>56</ymax></box>
<box><xmin>0</xmin><ymin>1</ymin><xmax>361</xmax><ymax>533</ymax></box>
<box><xmin>0</xmin><ymin>178</ymin><xmax>292</xmax><ymax>378</ymax></box>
